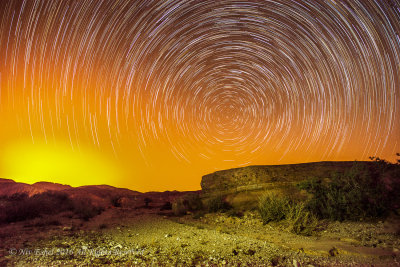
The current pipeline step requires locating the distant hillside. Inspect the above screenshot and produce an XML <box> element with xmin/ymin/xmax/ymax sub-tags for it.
<box><xmin>0</xmin><ymin>178</ymin><xmax>197</xmax><ymax>208</ymax></box>
<box><xmin>200</xmin><ymin>161</ymin><xmax>372</xmax><ymax>194</ymax></box>
<box><xmin>0</xmin><ymin>179</ymin><xmax>70</xmax><ymax>197</ymax></box>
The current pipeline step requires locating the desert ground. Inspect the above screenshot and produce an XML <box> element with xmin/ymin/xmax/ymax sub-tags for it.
<box><xmin>1</xmin><ymin>205</ymin><xmax>400</xmax><ymax>266</ymax></box>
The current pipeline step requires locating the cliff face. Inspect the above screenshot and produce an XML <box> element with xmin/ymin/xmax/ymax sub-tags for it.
<box><xmin>201</xmin><ymin>161</ymin><xmax>361</xmax><ymax>195</ymax></box>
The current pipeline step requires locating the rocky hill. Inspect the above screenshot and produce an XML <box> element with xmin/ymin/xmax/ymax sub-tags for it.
<box><xmin>200</xmin><ymin>161</ymin><xmax>371</xmax><ymax>208</ymax></box>
<box><xmin>0</xmin><ymin>179</ymin><xmax>70</xmax><ymax>197</ymax></box>
<box><xmin>0</xmin><ymin>178</ymin><xmax>195</xmax><ymax>209</ymax></box>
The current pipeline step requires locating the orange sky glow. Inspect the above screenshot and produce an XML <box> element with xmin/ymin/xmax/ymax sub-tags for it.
<box><xmin>0</xmin><ymin>0</ymin><xmax>399</xmax><ymax>191</ymax></box>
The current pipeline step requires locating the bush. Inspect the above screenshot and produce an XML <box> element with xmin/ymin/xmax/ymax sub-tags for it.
<box><xmin>298</xmin><ymin>160</ymin><xmax>400</xmax><ymax>221</ymax></box>
<box><xmin>183</xmin><ymin>193</ymin><xmax>203</xmax><ymax>211</ymax></box>
<box><xmin>258</xmin><ymin>192</ymin><xmax>289</xmax><ymax>223</ymax></box>
<box><xmin>258</xmin><ymin>192</ymin><xmax>318</xmax><ymax>235</ymax></box>
<box><xmin>72</xmin><ymin>197</ymin><xmax>103</xmax><ymax>221</ymax></box>
<box><xmin>0</xmin><ymin>193</ymin><xmax>35</xmax><ymax>223</ymax></box>
<box><xmin>160</xmin><ymin>201</ymin><xmax>172</xmax><ymax>211</ymax></box>
<box><xmin>172</xmin><ymin>198</ymin><xmax>187</xmax><ymax>216</ymax></box>
<box><xmin>144</xmin><ymin>197</ymin><xmax>152</xmax><ymax>208</ymax></box>
<box><xmin>0</xmin><ymin>192</ymin><xmax>74</xmax><ymax>223</ymax></box>
<box><xmin>286</xmin><ymin>202</ymin><xmax>318</xmax><ymax>236</ymax></box>
<box><xmin>0</xmin><ymin>191</ymin><xmax>106</xmax><ymax>224</ymax></box>
<box><xmin>31</xmin><ymin>191</ymin><xmax>73</xmax><ymax>214</ymax></box>
<box><xmin>206</xmin><ymin>195</ymin><xmax>231</xmax><ymax>213</ymax></box>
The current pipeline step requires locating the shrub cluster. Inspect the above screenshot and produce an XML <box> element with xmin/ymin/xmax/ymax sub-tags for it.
<box><xmin>258</xmin><ymin>192</ymin><xmax>317</xmax><ymax>235</ymax></box>
<box><xmin>172</xmin><ymin>198</ymin><xmax>187</xmax><ymax>216</ymax></box>
<box><xmin>72</xmin><ymin>197</ymin><xmax>104</xmax><ymax>221</ymax></box>
<box><xmin>206</xmin><ymin>195</ymin><xmax>231</xmax><ymax>213</ymax></box>
<box><xmin>184</xmin><ymin>193</ymin><xmax>204</xmax><ymax>211</ymax></box>
<box><xmin>259</xmin><ymin>156</ymin><xmax>400</xmax><ymax>235</ymax></box>
<box><xmin>171</xmin><ymin>193</ymin><xmax>234</xmax><ymax>216</ymax></box>
<box><xmin>285</xmin><ymin>202</ymin><xmax>318</xmax><ymax>236</ymax></box>
<box><xmin>298</xmin><ymin>160</ymin><xmax>400</xmax><ymax>221</ymax></box>
<box><xmin>0</xmin><ymin>192</ymin><xmax>72</xmax><ymax>223</ymax></box>
<box><xmin>0</xmin><ymin>191</ymin><xmax>103</xmax><ymax>224</ymax></box>
<box><xmin>258</xmin><ymin>192</ymin><xmax>288</xmax><ymax>223</ymax></box>
<box><xmin>172</xmin><ymin>193</ymin><xmax>204</xmax><ymax>216</ymax></box>
<box><xmin>160</xmin><ymin>201</ymin><xmax>172</xmax><ymax>211</ymax></box>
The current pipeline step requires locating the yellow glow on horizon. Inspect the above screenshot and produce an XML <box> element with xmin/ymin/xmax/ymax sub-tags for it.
<box><xmin>0</xmin><ymin>1</ymin><xmax>398</xmax><ymax>192</ymax></box>
<box><xmin>1</xmin><ymin>141</ymin><xmax>122</xmax><ymax>187</ymax></box>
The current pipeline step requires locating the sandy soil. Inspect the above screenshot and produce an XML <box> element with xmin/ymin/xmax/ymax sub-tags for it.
<box><xmin>1</xmin><ymin>207</ymin><xmax>400</xmax><ymax>266</ymax></box>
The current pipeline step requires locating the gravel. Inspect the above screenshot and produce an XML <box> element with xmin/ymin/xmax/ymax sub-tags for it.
<box><xmin>2</xmin><ymin>208</ymin><xmax>400</xmax><ymax>266</ymax></box>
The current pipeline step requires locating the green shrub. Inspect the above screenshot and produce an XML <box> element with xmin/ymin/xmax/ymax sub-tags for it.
<box><xmin>183</xmin><ymin>193</ymin><xmax>203</xmax><ymax>211</ymax></box>
<box><xmin>286</xmin><ymin>202</ymin><xmax>318</xmax><ymax>236</ymax></box>
<box><xmin>258</xmin><ymin>192</ymin><xmax>289</xmax><ymax>223</ymax></box>
<box><xmin>298</xmin><ymin>160</ymin><xmax>400</xmax><ymax>221</ymax></box>
<box><xmin>206</xmin><ymin>195</ymin><xmax>231</xmax><ymax>213</ymax></box>
<box><xmin>170</xmin><ymin>194</ymin><xmax>204</xmax><ymax>215</ymax></box>
<box><xmin>258</xmin><ymin>192</ymin><xmax>318</xmax><ymax>235</ymax></box>
<box><xmin>172</xmin><ymin>198</ymin><xmax>187</xmax><ymax>216</ymax></box>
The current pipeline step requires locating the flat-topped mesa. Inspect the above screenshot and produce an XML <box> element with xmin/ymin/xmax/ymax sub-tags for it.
<box><xmin>201</xmin><ymin>161</ymin><xmax>363</xmax><ymax>195</ymax></box>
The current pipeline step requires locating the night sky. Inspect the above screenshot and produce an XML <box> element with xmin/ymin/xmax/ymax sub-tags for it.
<box><xmin>0</xmin><ymin>0</ymin><xmax>399</xmax><ymax>191</ymax></box>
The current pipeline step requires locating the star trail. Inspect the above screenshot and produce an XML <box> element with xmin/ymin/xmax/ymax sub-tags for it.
<box><xmin>0</xmin><ymin>0</ymin><xmax>399</xmax><ymax>191</ymax></box>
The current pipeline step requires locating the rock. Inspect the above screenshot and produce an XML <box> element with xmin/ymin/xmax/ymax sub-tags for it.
<box><xmin>201</xmin><ymin>161</ymin><xmax>358</xmax><ymax>194</ymax></box>
<box><xmin>329</xmin><ymin>247</ymin><xmax>339</xmax><ymax>257</ymax></box>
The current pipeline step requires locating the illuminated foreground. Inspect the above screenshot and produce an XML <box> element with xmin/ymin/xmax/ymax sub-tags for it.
<box><xmin>2</xmin><ymin>206</ymin><xmax>399</xmax><ymax>266</ymax></box>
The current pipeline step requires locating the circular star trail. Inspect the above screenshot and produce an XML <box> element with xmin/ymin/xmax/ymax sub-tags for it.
<box><xmin>0</xmin><ymin>0</ymin><xmax>399</xmax><ymax>189</ymax></box>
